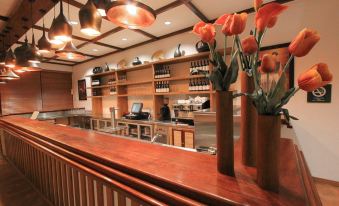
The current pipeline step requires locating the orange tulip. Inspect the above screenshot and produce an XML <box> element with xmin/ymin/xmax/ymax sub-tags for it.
<box><xmin>222</xmin><ymin>13</ymin><xmax>248</xmax><ymax>36</ymax></box>
<box><xmin>254</xmin><ymin>0</ymin><xmax>263</xmax><ymax>11</ymax></box>
<box><xmin>192</xmin><ymin>22</ymin><xmax>216</xmax><ymax>44</ymax></box>
<box><xmin>214</xmin><ymin>14</ymin><xmax>230</xmax><ymax>26</ymax></box>
<box><xmin>255</xmin><ymin>3</ymin><xmax>288</xmax><ymax>32</ymax></box>
<box><xmin>288</xmin><ymin>28</ymin><xmax>320</xmax><ymax>57</ymax></box>
<box><xmin>298</xmin><ymin>63</ymin><xmax>332</xmax><ymax>92</ymax></box>
<box><xmin>260</xmin><ymin>54</ymin><xmax>275</xmax><ymax>73</ymax></box>
<box><xmin>242</xmin><ymin>36</ymin><xmax>258</xmax><ymax>55</ymax></box>
<box><xmin>267</xmin><ymin>16</ymin><xmax>278</xmax><ymax>28</ymax></box>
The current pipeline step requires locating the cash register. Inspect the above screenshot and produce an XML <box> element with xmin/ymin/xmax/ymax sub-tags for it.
<box><xmin>123</xmin><ymin>103</ymin><xmax>150</xmax><ymax>120</ymax></box>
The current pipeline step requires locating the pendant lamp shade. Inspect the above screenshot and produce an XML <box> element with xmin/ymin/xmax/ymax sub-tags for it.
<box><xmin>0</xmin><ymin>80</ymin><xmax>7</xmax><ymax>84</ymax></box>
<box><xmin>28</xmin><ymin>34</ymin><xmax>42</xmax><ymax>64</ymax></box>
<box><xmin>94</xmin><ymin>0</ymin><xmax>108</xmax><ymax>17</ymax></box>
<box><xmin>79</xmin><ymin>0</ymin><xmax>102</xmax><ymax>36</ymax></box>
<box><xmin>55</xmin><ymin>41</ymin><xmax>85</xmax><ymax>60</ymax></box>
<box><xmin>14</xmin><ymin>37</ymin><xmax>41</xmax><ymax>72</ymax></box>
<box><xmin>106</xmin><ymin>1</ymin><xmax>156</xmax><ymax>29</ymax></box>
<box><xmin>38</xmin><ymin>22</ymin><xmax>52</xmax><ymax>53</ymax></box>
<box><xmin>49</xmin><ymin>0</ymin><xmax>72</xmax><ymax>42</ymax></box>
<box><xmin>5</xmin><ymin>48</ymin><xmax>16</xmax><ymax>68</ymax></box>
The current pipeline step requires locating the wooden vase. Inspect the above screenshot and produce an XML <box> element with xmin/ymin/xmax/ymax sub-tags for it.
<box><xmin>257</xmin><ymin>114</ymin><xmax>281</xmax><ymax>192</ymax></box>
<box><xmin>240</xmin><ymin>72</ymin><xmax>257</xmax><ymax>167</ymax></box>
<box><xmin>216</xmin><ymin>91</ymin><xmax>235</xmax><ymax>176</ymax></box>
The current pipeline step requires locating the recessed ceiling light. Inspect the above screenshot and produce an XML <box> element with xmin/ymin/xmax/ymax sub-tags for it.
<box><xmin>122</xmin><ymin>38</ymin><xmax>127</xmax><ymax>41</ymax></box>
<box><xmin>164</xmin><ymin>21</ymin><xmax>171</xmax><ymax>25</ymax></box>
<box><xmin>69</xmin><ymin>20</ymin><xmax>78</xmax><ymax>25</ymax></box>
<box><xmin>92</xmin><ymin>49</ymin><xmax>99</xmax><ymax>52</ymax></box>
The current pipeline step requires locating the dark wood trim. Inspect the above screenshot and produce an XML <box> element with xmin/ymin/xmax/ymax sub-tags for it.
<box><xmin>41</xmin><ymin>61</ymin><xmax>73</xmax><ymax>67</ymax></box>
<box><xmin>313</xmin><ymin>177</ymin><xmax>339</xmax><ymax>187</ymax></box>
<box><xmin>155</xmin><ymin>0</ymin><xmax>184</xmax><ymax>15</ymax></box>
<box><xmin>134</xmin><ymin>29</ymin><xmax>158</xmax><ymax>40</ymax></box>
<box><xmin>180</xmin><ymin>0</ymin><xmax>209</xmax><ymax>22</ymax></box>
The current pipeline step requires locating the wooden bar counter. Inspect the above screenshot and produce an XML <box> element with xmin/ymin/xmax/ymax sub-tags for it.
<box><xmin>0</xmin><ymin>116</ymin><xmax>321</xmax><ymax>206</ymax></box>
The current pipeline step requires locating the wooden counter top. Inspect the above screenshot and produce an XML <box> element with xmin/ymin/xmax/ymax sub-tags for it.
<box><xmin>0</xmin><ymin>116</ymin><xmax>320</xmax><ymax>205</ymax></box>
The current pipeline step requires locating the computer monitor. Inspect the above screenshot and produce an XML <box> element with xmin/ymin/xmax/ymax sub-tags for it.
<box><xmin>131</xmin><ymin>103</ymin><xmax>143</xmax><ymax>114</ymax></box>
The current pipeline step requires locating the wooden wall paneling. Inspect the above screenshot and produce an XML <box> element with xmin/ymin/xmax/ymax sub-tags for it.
<box><xmin>106</xmin><ymin>185</ymin><xmax>114</xmax><ymax>206</ymax></box>
<box><xmin>96</xmin><ymin>180</ymin><xmax>104</xmax><ymax>206</ymax></box>
<box><xmin>72</xmin><ymin>169</ymin><xmax>81</xmax><ymax>206</ymax></box>
<box><xmin>79</xmin><ymin>173</ymin><xmax>87</xmax><ymax>206</ymax></box>
<box><xmin>0</xmin><ymin>72</ymin><xmax>42</xmax><ymax>115</ymax></box>
<box><xmin>66</xmin><ymin>165</ymin><xmax>75</xmax><ymax>206</ymax></box>
<box><xmin>87</xmin><ymin>176</ymin><xmax>95</xmax><ymax>206</ymax></box>
<box><xmin>40</xmin><ymin>71</ymin><xmax>73</xmax><ymax>111</ymax></box>
<box><xmin>92</xmin><ymin>98</ymin><xmax>103</xmax><ymax>116</ymax></box>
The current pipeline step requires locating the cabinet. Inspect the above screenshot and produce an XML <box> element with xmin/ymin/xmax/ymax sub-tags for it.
<box><xmin>172</xmin><ymin>129</ymin><xmax>195</xmax><ymax>149</ymax></box>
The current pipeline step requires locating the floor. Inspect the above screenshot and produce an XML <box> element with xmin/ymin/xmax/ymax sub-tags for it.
<box><xmin>315</xmin><ymin>179</ymin><xmax>339</xmax><ymax>206</ymax></box>
<box><xmin>0</xmin><ymin>155</ymin><xmax>51</xmax><ymax>206</ymax></box>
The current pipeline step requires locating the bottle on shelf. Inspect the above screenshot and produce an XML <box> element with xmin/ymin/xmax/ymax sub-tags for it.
<box><xmin>109</xmin><ymin>87</ymin><xmax>117</xmax><ymax>95</ymax></box>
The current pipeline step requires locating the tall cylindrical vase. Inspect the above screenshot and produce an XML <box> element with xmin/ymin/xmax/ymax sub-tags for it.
<box><xmin>216</xmin><ymin>91</ymin><xmax>235</xmax><ymax>176</ymax></box>
<box><xmin>257</xmin><ymin>114</ymin><xmax>281</xmax><ymax>192</ymax></box>
<box><xmin>240</xmin><ymin>71</ymin><xmax>257</xmax><ymax>167</ymax></box>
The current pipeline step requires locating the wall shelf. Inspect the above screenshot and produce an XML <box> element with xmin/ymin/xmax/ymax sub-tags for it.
<box><xmin>117</xmin><ymin>80</ymin><xmax>153</xmax><ymax>86</ymax></box>
<box><xmin>153</xmin><ymin>75</ymin><xmax>207</xmax><ymax>82</ymax></box>
<box><xmin>86</xmin><ymin>70</ymin><xmax>116</xmax><ymax>77</ymax></box>
<box><xmin>87</xmin><ymin>84</ymin><xmax>116</xmax><ymax>89</ymax></box>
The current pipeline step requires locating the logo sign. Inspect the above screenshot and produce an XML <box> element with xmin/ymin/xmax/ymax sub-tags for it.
<box><xmin>307</xmin><ymin>84</ymin><xmax>332</xmax><ymax>103</ymax></box>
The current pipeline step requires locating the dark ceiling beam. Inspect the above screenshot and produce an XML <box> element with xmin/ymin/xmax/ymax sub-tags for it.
<box><xmin>155</xmin><ymin>0</ymin><xmax>185</xmax><ymax>15</ymax></box>
<box><xmin>73</xmin><ymin>0</ymin><xmax>294</xmax><ymax>66</ymax></box>
<box><xmin>180</xmin><ymin>0</ymin><xmax>209</xmax><ymax>22</ymax></box>
<box><xmin>134</xmin><ymin>29</ymin><xmax>158</xmax><ymax>40</ymax></box>
<box><xmin>1</xmin><ymin>0</ymin><xmax>57</xmax><ymax>51</ymax></box>
<box><xmin>43</xmin><ymin>57</ymin><xmax>78</xmax><ymax>64</ymax></box>
<box><xmin>0</xmin><ymin>15</ymin><xmax>9</xmax><ymax>22</ymax></box>
<box><xmin>41</xmin><ymin>60</ymin><xmax>73</xmax><ymax>66</ymax></box>
<box><xmin>77</xmin><ymin>27</ymin><xmax>124</xmax><ymax>49</ymax></box>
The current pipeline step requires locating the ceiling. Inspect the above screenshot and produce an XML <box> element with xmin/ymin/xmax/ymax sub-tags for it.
<box><xmin>0</xmin><ymin>0</ymin><xmax>287</xmax><ymax>67</ymax></box>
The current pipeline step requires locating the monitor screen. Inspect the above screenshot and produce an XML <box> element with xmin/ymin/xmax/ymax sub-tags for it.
<box><xmin>131</xmin><ymin>103</ymin><xmax>143</xmax><ymax>114</ymax></box>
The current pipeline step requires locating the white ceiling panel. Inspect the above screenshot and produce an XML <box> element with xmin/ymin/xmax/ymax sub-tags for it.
<box><xmin>140</xmin><ymin>5</ymin><xmax>200</xmax><ymax>37</ymax></box>
<box><xmin>192</xmin><ymin>0</ymin><xmax>275</xmax><ymax>20</ymax></box>
<box><xmin>99</xmin><ymin>29</ymin><xmax>150</xmax><ymax>48</ymax></box>
<box><xmin>138</xmin><ymin>0</ymin><xmax>174</xmax><ymax>10</ymax></box>
<box><xmin>78</xmin><ymin>43</ymin><xmax>116</xmax><ymax>56</ymax></box>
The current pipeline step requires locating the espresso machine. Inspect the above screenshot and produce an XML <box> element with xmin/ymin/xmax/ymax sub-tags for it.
<box><xmin>172</xmin><ymin>97</ymin><xmax>210</xmax><ymax>125</ymax></box>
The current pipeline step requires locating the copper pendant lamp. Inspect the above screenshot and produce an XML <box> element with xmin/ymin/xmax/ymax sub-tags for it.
<box><xmin>106</xmin><ymin>0</ymin><xmax>156</xmax><ymax>29</ymax></box>
<box><xmin>49</xmin><ymin>0</ymin><xmax>72</xmax><ymax>42</ymax></box>
<box><xmin>38</xmin><ymin>16</ymin><xmax>52</xmax><ymax>53</ymax></box>
<box><xmin>79</xmin><ymin>0</ymin><xmax>102</xmax><ymax>36</ymax></box>
<box><xmin>14</xmin><ymin>36</ymin><xmax>41</xmax><ymax>73</ymax></box>
<box><xmin>55</xmin><ymin>41</ymin><xmax>85</xmax><ymax>60</ymax></box>
<box><xmin>27</xmin><ymin>0</ymin><xmax>42</xmax><ymax>64</ymax></box>
<box><xmin>93</xmin><ymin>0</ymin><xmax>109</xmax><ymax>17</ymax></box>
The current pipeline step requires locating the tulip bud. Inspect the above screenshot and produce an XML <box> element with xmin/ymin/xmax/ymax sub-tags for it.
<box><xmin>298</xmin><ymin>63</ymin><xmax>332</xmax><ymax>92</ymax></box>
<box><xmin>267</xmin><ymin>16</ymin><xmax>278</xmax><ymax>28</ymax></box>
<box><xmin>242</xmin><ymin>36</ymin><xmax>258</xmax><ymax>55</ymax></box>
<box><xmin>254</xmin><ymin>0</ymin><xmax>263</xmax><ymax>11</ymax></box>
<box><xmin>222</xmin><ymin>13</ymin><xmax>248</xmax><ymax>36</ymax></box>
<box><xmin>255</xmin><ymin>3</ymin><xmax>288</xmax><ymax>32</ymax></box>
<box><xmin>289</xmin><ymin>28</ymin><xmax>320</xmax><ymax>57</ymax></box>
<box><xmin>192</xmin><ymin>22</ymin><xmax>216</xmax><ymax>44</ymax></box>
<box><xmin>260</xmin><ymin>54</ymin><xmax>275</xmax><ymax>73</ymax></box>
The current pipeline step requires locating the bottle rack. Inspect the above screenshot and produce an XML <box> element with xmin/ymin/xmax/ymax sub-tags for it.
<box><xmin>86</xmin><ymin>51</ymin><xmax>232</xmax><ymax>118</ymax></box>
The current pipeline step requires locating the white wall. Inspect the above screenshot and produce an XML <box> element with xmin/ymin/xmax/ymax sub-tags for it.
<box><xmin>72</xmin><ymin>0</ymin><xmax>339</xmax><ymax>181</ymax></box>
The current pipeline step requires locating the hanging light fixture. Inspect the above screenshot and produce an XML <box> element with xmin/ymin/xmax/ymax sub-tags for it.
<box><xmin>0</xmin><ymin>37</ymin><xmax>5</xmax><ymax>65</ymax></box>
<box><xmin>14</xmin><ymin>35</ymin><xmax>41</xmax><ymax>73</ymax></box>
<box><xmin>4</xmin><ymin>34</ymin><xmax>16</xmax><ymax>68</ymax></box>
<box><xmin>38</xmin><ymin>12</ymin><xmax>52</xmax><ymax>53</ymax></box>
<box><xmin>48</xmin><ymin>4</ymin><xmax>64</xmax><ymax>46</ymax></box>
<box><xmin>49</xmin><ymin>0</ymin><xmax>72</xmax><ymax>42</ymax></box>
<box><xmin>26</xmin><ymin>0</ymin><xmax>42</xmax><ymax>64</ymax></box>
<box><xmin>55</xmin><ymin>41</ymin><xmax>85</xmax><ymax>60</ymax></box>
<box><xmin>0</xmin><ymin>80</ymin><xmax>7</xmax><ymax>84</ymax></box>
<box><xmin>106</xmin><ymin>0</ymin><xmax>156</xmax><ymax>29</ymax></box>
<box><xmin>79</xmin><ymin>0</ymin><xmax>102</xmax><ymax>36</ymax></box>
<box><xmin>93</xmin><ymin>0</ymin><xmax>109</xmax><ymax>17</ymax></box>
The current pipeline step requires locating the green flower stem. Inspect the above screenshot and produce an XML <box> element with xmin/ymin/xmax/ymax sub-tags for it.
<box><xmin>282</xmin><ymin>55</ymin><xmax>294</xmax><ymax>73</ymax></box>
<box><xmin>224</xmin><ymin>35</ymin><xmax>227</xmax><ymax>62</ymax></box>
<box><xmin>266</xmin><ymin>73</ymin><xmax>270</xmax><ymax>93</ymax></box>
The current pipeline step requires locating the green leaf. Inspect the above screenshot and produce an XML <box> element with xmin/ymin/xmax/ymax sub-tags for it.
<box><xmin>208</xmin><ymin>68</ymin><xmax>224</xmax><ymax>91</ymax></box>
<box><xmin>229</xmin><ymin>51</ymin><xmax>239</xmax><ymax>84</ymax></box>
<box><xmin>268</xmin><ymin>72</ymin><xmax>287</xmax><ymax>108</ymax></box>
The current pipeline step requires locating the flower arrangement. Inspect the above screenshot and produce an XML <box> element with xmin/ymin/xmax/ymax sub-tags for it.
<box><xmin>233</xmin><ymin>1</ymin><xmax>333</xmax><ymax>120</ymax></box>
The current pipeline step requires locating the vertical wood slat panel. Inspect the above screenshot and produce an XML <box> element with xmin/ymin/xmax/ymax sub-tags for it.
<box><xmin>51</xmin><ymin>157</ymin><xmax>58</xmax><ymax>205</ymax></box>
<box><xmin>46</xmin><ymin>153</ymin><xmax>53</xmax><ymax>201</ymax></box>
<box><xmin>87</xmin><ymin>176</ymin><xmax>95</xmax><ymax>206</ymax></box>
<box><xmin>73</xmin><ymin>169</ymin><xmax>81</xmax><ymax>206</ymax></box>
<box><xmin>61</xmin><ymin>163</ymin><xmax>69</xmax><ymax>206</ymax></box>
<box><xmin>79</xmin><ymin>173</ymin><xmax>87</xmax><ymax>206</ymax></box>
<box><xmin>106</xmin><ymin>186</ymin><xmax>114</xmax><ymax>206</ymax></box>
<box><xmin>66</xmin><ymin>165</ymin><xmax>74</xmax><ymax>206</ymax></box>
<box><xmin>56</xmin><ymin>161</ymin><xmax>64</xmax><ymax>206</ymax></box>
<box><xmin>41</xmin><ymin>152</ymin><xmax>48</xmax><ymax>198</ymax></box>
<box><xmin>118</xmin><ymin>193</ymin><xmax>127</xmax><ymax>206</ymax></box>
<box><xmin>96</xmin><ymin>181</ymin><xmax>104</xmax><ymax>206</ymax></box>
